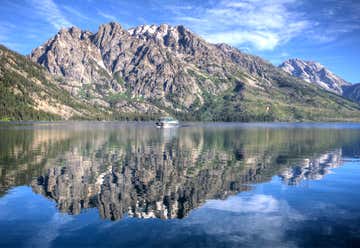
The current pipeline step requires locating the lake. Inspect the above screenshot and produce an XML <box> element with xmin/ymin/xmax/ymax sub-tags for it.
<box><xmin>0</xmin><ymin>122</ymin><xmax>360</xmax><ymax>247</ymax></box>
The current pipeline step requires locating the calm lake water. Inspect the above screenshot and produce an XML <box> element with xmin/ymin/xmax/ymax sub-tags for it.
<box><xmin>1</xmin><ymin>122</ymin><xmax>360</xmax><ymax>247</ymax></box>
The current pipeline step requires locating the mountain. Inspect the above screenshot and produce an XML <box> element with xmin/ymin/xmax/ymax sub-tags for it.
<box><xmin>30</xmin><ymin>23</ymin><xmax>276</xmax><ymax>119</ymax></box>
<box><xmin>1</xmin><ymin>22</ymin><xmax>360</xmax><ymax>121</ymax></box>
<box><xmin>0</xmin><ymin>45</ymin><xmax>107</xmax><ymax>120</ymax></box>
<box><xmin>279</xmin><ymin>58</ymin><xmax>351</xmax><ymax>95</ymax></box>
<box><xmin>342</xmin><ymin>83</ymin><xmax>360</xmax><ymax>103</ymax></box>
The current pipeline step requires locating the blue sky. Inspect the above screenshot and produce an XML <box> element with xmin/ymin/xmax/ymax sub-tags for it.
<box><xmin>0</xmin><ymin>0</ymin><xmax>359</xmax><ymax>82</ymax></box>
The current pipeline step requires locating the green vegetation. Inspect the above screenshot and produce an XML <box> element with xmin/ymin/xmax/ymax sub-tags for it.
<box><xmin>0</xmin><ymin>45</ymin><xmax>107</xmax><ymax>121</ymax></box>
<box><xmin>114</xmin><ymin>71</ymin><xmax>126</xmax><ymax>87</ymax></box>
<box><xmin>0</xmin><ymin>53</ymin><xmax>61</xmax><ymax>121</ymax></box>
<box><xmin>106</xmin><ymin>92</ymin><xmax>131</xmax><ymax>104</ymax></box>
<box><xmin>78</xmin><ymin>84</ymin><xmax>93</xmax><ymax>100</ymax></box>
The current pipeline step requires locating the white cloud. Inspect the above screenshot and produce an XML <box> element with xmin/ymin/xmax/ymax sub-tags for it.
<box><xmin>169</xmin><ymin>0</ymin><xmax>310</xmax><ymax>51</ymax></box>
<box><xmin>204</xmin><ymin>194</ymin><xmax>281</xmax><ymax>213</ymax></box>
<box><xmin>205</xmin><ymin>30</ymin><xmax>280</xmax><ymax>50</ymax></box>
<box><xmin>30</xmin><ymin>0</ymin><xmax>72</xmax><ymax>29</ymax></box>
<box><xmin>184</xmin><ymin>193</ymin><xmax>305</xmax><ymax>246</ymax></box>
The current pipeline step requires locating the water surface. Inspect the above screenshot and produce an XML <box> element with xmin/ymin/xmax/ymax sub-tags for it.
<box><xmin>0</xmin><ymin>122</ymin><xmax>360</xmax><ymax>247</ymax></box>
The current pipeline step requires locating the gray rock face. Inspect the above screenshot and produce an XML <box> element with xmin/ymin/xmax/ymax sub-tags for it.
<box><xmin>30</xmin><ymin>26</ymin><xmax>121</xmax><ymax>109</ymax></box>
<box><xmin>279</xmin><ymin>58</ymin><xmax>350</xmax><ymax>94</ymax></box>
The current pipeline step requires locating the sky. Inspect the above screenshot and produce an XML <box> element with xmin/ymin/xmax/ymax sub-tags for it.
<box><xmin>0</xmin><ymin>0</ymin><xmax>359</xmax><ymax>83</ymax></box>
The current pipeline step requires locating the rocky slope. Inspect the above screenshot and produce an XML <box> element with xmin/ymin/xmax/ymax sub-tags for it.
<box><xmin>279</xmin><ymin>58</ymin><xmax>351</xmax><ymax>94</ymax></box>
<box><xmin>0</xmin><ymin>45</ymin><xmax>107</xmax><ymax>120</ymax></box>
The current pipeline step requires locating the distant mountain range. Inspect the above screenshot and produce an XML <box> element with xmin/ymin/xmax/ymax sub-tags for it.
<box><xmin>279</xmin><ymin>58</ymin><xmax>360</xmax><ymax>103</ymax></box>
<box><xmin>1</xmin><ymin>22</ymin><xmax>360</xmax><ymax>121</ymax></box>
<box><xmin>279</xmin><ymin>58</ymin><xmax>350</xmax><ymax>94</ymax></box>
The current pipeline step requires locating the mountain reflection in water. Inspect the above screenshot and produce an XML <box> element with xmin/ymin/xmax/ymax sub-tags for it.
<box><xmin>0</xmin><ymin>122</ymin><xmax>359</xmax><ymax>221</ymax></box>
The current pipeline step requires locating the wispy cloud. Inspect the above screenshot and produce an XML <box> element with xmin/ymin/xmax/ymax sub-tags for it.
<box><xmin>28</xmin><ymin>213</ymin><xmax>73</xmax><ymax>248</ymax></box>
<box><xmin>168</xmin><ymin>0</ymin><xmax>310</xmax><ymax>51</ymax></box>
<box><xmin>309</xmin><ymin>1</ymin><xmax>360</xmax><ymax>44</ymax></box>
<box><xmin>0</xmin><ymin>23</ymin><xmax>15</xmax><ymax>42</ymax></box>
<box><xmin>205</xmin><ymin>30</ymin><xmax>281</xmax><ymax>51</ymax></box>
<box><xmin>97</xmin><ymin>10</ymin><xmax>118</xmax><ymax>22</ymax></box>
<box><xmin>62</xmin><ymin>5</ymin><xmax>90</xmax><ymax>21</ymax></box>
<box><xmin>29</xmin><ymin>0</ymin><xmax>72</xmax><ymax>29</ymax></box>
<box><xmin>0</xmin><ymin>22</ymin><xmax>25</xmax><ymax>50</ymax></box>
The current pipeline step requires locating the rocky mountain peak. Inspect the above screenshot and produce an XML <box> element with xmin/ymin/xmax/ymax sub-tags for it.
<box><xmin>127</xmin><ymin>23</ymin><xmax>197</xmax><ymax>50</ymax></box>
<box><xmin>128</xmin><ymin>24</ymin><xmax>187</xmax><ymax>37</ymax></box>
<box><xmin>128</xmin><ymin>24</ymin><xmax>160</xmax><ymax>36</ymax></box>
<box><xmin>279</xmin><ymin>58</ymin><xmax>350</xmax><ymax>94</ymax></box>
<box><xmin>57</xmin><ymin>26</ymin><xmax>92</xmax><ymax>40</ymax></box>
<box><xmin>30</xmin><ymin>23</ymin><xmax>113</xmax><ymax>107</ymax></box>
<box><xmin>97</xmin><ymin>22</ymin><xmax>126</xmax><ymax>36</ymax></box>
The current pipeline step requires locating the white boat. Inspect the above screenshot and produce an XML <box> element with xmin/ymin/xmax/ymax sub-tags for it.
<box><xmin>156</xmin><ymin>117</ymin><xmax>179</xmax><ymax>128</ymax></box>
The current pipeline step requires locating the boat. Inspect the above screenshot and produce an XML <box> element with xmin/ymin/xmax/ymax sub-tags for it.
<box><xmin>156</xmin><ymin>117</ymin><xmax>179</xmax><ymax>128</ymax></box>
